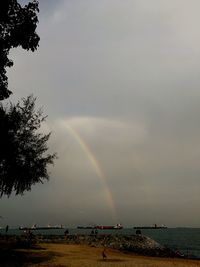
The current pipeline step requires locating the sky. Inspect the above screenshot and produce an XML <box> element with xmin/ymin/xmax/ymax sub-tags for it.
<box><xmin>1</xmin><ymin>0</ymin><xmax>200</xmax><ymax>228</ymax></box>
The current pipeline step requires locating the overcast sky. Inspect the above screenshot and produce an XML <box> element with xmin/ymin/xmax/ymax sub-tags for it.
<box><xmin>1</xmin><ymin>0</ymin><xmax>200</xmax><ymax>228</ymax></box>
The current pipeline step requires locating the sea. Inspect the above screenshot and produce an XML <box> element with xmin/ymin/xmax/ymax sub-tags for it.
<box><xmin>1</xmin><ymin>227</ymin><xmax>200</xmax><ymax>259</ymax></box>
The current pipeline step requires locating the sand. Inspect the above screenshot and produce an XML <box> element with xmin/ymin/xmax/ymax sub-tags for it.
<box><xmin>4</xmin><ymin>243</ymin><xmax>199</xmax><ymax>267</ymax></box>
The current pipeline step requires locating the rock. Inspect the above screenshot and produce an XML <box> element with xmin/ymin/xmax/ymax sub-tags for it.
<box><xmin>31</xmin><ymin>234</ymin><xmax>180</xmax><ymax>258</ymax></box>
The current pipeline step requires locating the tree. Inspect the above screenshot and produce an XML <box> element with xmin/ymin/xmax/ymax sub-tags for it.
<box><xmin>0</xmin><ymin>0</ymin><xmax>40</xmax><ymax>100</ymax></box>
<box><xmin>0</xmin><ymin>1</ymin><xmax>56</xmax><ymax>196</ymax></box>
<box><xmin>0</xmin><ymin>96</ymin><xmax>56</xmax><ymax>196</ymax></box>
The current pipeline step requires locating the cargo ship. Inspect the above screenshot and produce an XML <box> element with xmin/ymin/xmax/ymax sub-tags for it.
<box><xmin>77</xmin><ymin>223</ymin><xmax>123</xmax><ymax>230</ymax></box>
<box><xmin>134</xmin><ymin>224</ymin><xmax>167</xmax><ymax>229</ymax></box>
<box><xmin>77</xmin><ymin>225</ymin><xmax>95</xmax><ymax>229</ymax></box>
<box><xmin>95</xmin><ymin>223</ymin><xmax>123</xmax><ymax>230</ymax></box>
<box><xmin>19</xmin><ymin>224</ymin><xmax>64</xmax><ymax>230</ymax></box>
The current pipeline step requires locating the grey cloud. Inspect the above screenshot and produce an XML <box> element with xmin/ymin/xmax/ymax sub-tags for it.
<box><xmin>3</xmin><ymin>0</ymin><xmax>200</xmax><ymax>227</ymax></box>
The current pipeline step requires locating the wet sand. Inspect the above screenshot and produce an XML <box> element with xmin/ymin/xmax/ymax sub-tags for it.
<box><xmin>3</xmin><ymin>243</ymin><xmax>200</xmax><ymax>267</ymax></box>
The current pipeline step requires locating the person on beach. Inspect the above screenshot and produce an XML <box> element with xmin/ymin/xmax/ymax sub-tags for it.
<box><xmin>5</xmin><ymin>225</ymin><xmax>9</xmax><ymax>233</ymax></box>
<box><xmin>91</xmin><ymin>229</ymin><xmax>94</xmax><ymax>235</ymax></box>
<box><xmin>64</xmin><ymin>229</ymin><xmax>69</xmax><ymax>236</ymax></box>
<box><xmin>136</xmin><ymin>229</ymin><xmax>142</xmax><ymax>235</ymax></box>
<box><xmin>102</xmin><ymin>248</ymin><xmax>107</xmax><ymax>260</ymax></box>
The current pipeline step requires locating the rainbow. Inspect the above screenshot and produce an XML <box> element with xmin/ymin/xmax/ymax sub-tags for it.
<box><xmin>65</xmin><ymin>123</ymin><xmax>117</xmax><ymax>222</ymax></box>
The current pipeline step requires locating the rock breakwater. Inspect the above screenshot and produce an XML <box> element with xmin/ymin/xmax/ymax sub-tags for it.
<box><xmin>37</xmin><ymin>234</ymin><xmax>182</xmax><ymax>258</ymax></box>
<box><xmin>0</xmin><ymin>233</ymin><xmax>185</xmax><ymax>258</ymax></box>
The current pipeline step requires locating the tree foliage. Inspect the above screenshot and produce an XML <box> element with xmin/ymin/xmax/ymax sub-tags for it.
<box><xmin>0</xmin><ymin>96</ymin><xmax>56</xmax><ymax>196</ymax></box>
<box><xmin>0</xmin><ymin>0</ymin><xmax>40</xmax><ymax>100</ymax></box>
<box><xmin>0</xmin><ymin>1</ymin><xmax>56</xmax><ymax>197</ymax></box>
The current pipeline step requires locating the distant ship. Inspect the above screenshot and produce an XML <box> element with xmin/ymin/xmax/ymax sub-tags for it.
<box><xmin>77</xmin><ymin>225</ymin><xmax>95</xmax><ymax>229</ymax></box>
<box><xmin>134</xmin><ymin>224</ymin><xmax>167</xmax><ymax>229</ymax></box>
<box><xmin>77</xmin><ymin>223</ymin><xmax>123</xmax><ymax>230</ymax></box>
<box><xmin>19</xmin><ymin>224</ymin><xmax>64</xmax><ymax>230</ymax></box>
<box><xmin>95</xmin><ymin>223</ymin><xmax>123</xmax><ymax>230</ymax></box>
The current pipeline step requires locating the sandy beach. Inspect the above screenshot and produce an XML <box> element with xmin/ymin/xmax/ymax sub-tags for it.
<box><xmin>1</xmin><ymin>243</ymin><xmax>200</xmax><ymax>267</ymax></box>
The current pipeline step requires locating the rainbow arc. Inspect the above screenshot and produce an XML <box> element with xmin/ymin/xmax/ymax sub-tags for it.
<box><xmin>66</xmin><ymin>123</ymin><xmax>117</xmax><ymax>222</ymax></box>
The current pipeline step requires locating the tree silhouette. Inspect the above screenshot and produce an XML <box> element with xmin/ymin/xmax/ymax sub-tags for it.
<box><xmin>0</xmin><ymin>0</ymin><xmax>39</xmax><ymax>100</ymax></box>
<box><xmin>0</xmin><ymin>96</ymin><xmax>56</xmax><ymax>196</ymax></box>
<box><xmin>0</xmin><ymin>1</ymin><xmax>56</xmax><ymax>196</ymax></box>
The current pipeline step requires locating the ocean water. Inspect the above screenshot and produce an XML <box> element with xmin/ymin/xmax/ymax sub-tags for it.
<box><xmin>1</xmin><ymin>227</ymin><xmax>200</xmax><ymax>258</ymax></box>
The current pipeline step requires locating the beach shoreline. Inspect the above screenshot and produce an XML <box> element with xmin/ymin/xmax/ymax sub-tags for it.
<box><xmin>1</xmin><ymin>241</ymin><xmax>200</xmax><ymax>267</ymax></box>
<box><xmin>1</xmin><ymin>234</ymin><xmax>200</xmax><ymax>266</ymax></box>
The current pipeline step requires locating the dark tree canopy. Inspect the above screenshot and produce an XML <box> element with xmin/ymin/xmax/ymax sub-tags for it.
<box><xmin>0</xmin><ymin>1</ymin><xmax>56</xmax><ymax>197</ymax></box>
<box><xmin>0</xmin><ymin>96</ymin><xmax>56</xmax><ymax>196</ymax></box>
<box><xmin>0</xmin><ymin>0</ymin><xmax>40</xmax><ymax>100</ymax></box>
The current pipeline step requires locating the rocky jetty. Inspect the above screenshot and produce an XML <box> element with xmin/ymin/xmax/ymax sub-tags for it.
<box><xmin>37</xmin><ymin>234</ymin><xmax>182</xmax><ymax>258</ymax></box>
<box><xmin>0</xmin><ymin>233</ymin><xmax>185</xmax><ymax>258</ymax></box>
